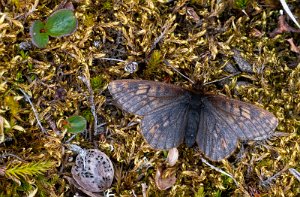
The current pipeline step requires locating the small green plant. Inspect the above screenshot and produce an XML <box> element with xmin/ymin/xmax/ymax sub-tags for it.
<box><xmin>235</xmin><ymin>0</ymin><xmax>249</xmax><ymax>9</ymax></box>
<box><xmin>144</xmin><ymin>50</ymin><xmax>163</xmax><ymax>77</ymax></box>
<box><xmin>91</xmin><ymin>75</ymin><xmax>106</xmax><ymax>90</ymax></box>
<box><xmin>30</xmin><ymin>9</ymin><xmax>78</xmax><ymax>48</ymax></box>
<box><xmin>102</xmin><ymin>0</ymin><xmax>113</xmax><ymax>10</ymax></box>
<box><xmin>3</xmin><ymin>161</ymin><xmax>55</xmax><ymax>181</ymax></box>
<box><xmin>63</xmin><ymin>115</ymin><xmax>87</xmax><ymax>134</ymax></box>
<box><xmin>19</xmin><ymin>50</ymin><xmax>28</xmax><ymax>59</ymax></box>
<box><xmin>194</xmin><ymin>186</ymin><xmax>205</xmax><ymax>197</ymax></box>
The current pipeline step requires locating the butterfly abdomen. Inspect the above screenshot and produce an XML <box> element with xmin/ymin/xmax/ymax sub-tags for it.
<box><xmin>185</xmin><ymin>109</ymin><xmax>200</xmax><ymax>147</ymax></box>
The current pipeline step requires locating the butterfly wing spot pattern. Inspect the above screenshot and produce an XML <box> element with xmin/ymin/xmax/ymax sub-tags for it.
<box><xmin>108</xmin><ymin>80</ymin><xmax>278</xmax><ymax>161</ymax></box>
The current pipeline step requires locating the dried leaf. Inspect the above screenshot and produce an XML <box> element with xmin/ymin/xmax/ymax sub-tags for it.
<box><xmin>233</xmin><ymin>49</ymin><xmax>254</xmax><ymax>73</ymax></box>
<box><xmin>287</xmin><ymin>38</ymin><xmax>300</xmax><ymax>54</ymax></box>
<box><xmin>12</xmin><ymin>125</ymin><xmax>26</xmax><ymax>132</ymax></box>
<box><xmin>269</xmin><ymin>15</ymin><xmax>300</xmax><ymax>37</ymax></box>
<box><xmin>155</xmin><ymin>167</ymin><xmax>176</xmax><ymax>190</ymax></box>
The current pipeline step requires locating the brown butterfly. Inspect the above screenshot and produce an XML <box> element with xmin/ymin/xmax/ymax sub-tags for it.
<box><xmin>108</xmin><ymin>80</ymin><xmax>278</xmax><ymax>161</ymax></box>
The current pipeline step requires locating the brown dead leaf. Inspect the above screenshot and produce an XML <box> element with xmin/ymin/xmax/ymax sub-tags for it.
<box><xmin>155</xmin><ymin>167</ymin><xmax>176</xmax><ymax>191</ymax></box>
<box><xmin>249</xmin><ymin>28</ymin><xmax>263</xmax><ymax>38</ymax></box>
<box><xmin>186</xmin><ymin>7</ymin><xmax>200</xmax><ymax>24</ymax></box>
<box><xmin>269</xmin><ymin>15</ymin><xmax>300</xmax><ymax>37</ymax></box>
<box><xmin>287</xmin><ymin>38</ymin><xmax>300</xmax><ymax>54</ymax></box>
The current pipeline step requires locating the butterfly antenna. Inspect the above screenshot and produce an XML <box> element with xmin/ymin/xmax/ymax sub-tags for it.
<box><xmin>203</xmin><ymin>72</ymin><xmax>241</xmax><ymax>86</ymax></box>
<box><xmin>163</xmin><ymin>60</ymin><xmax>195</xmax><ymax>84</ymax></box>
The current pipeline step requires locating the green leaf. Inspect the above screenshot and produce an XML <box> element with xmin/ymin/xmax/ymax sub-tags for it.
<box><xmin>65</xmin><ymin>115</ymin><xmax>87</xmax><ymax>134</ymax></box>
<box><xmin>30</xmin><ymin>20</ymin><xmax>49</xmax><ymax>48</ymax></box>
<box><xmin>45</xmin><ymin>9</ymin><xmax>78</xmax><ymax>37</ymax></box>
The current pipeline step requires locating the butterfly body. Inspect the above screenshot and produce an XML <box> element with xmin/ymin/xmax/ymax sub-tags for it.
<box><xmin>185</xmin><ymin>93</ymin><xmax>207</xmax><ymax>147</ymax></box>
<box><xmin>109</xmin><ymin>80</ymin><xmax>278</xmax><ymax>161</ymax></box>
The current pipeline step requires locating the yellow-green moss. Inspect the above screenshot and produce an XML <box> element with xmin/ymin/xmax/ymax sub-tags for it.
<box><xmin>0</xmin><ymin>0</ymin><xmax>299</xmax><ymax>196</ymax></box>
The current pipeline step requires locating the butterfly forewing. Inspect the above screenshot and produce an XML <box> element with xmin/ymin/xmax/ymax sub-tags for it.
<box><xmin>205</xmin><ymin>95</ymin><xmax>278</xmax><ymax>140</ymax></box>
<box><xmin>196</xmin><ymin>94</ymin><xmax>278</xmax><ymax>161</ymax></box>
<box><xmin>108</xmin><ymin>80</ymin><xmax>190</xmax><ymax>116</ymax></box>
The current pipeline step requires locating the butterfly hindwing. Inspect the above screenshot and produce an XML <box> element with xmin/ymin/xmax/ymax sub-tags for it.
<box><xmin>197</xmin><ymin>104</ymin><xmax>239</xmax><ymax>161</ymax></box>
<box><xmin>196</xmin><ymin>94</ymin><xmax>278</xmax><ymax>161</ymax></box>
<box><xmin>141</xmin><ymin>102</ymin><xmax>189</xmax><ymax>149</ymax></box>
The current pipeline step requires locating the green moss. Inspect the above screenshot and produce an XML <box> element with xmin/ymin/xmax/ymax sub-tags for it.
<box><xmin>0</xmin><ymin>0</ymin><xmax>299</xmax><ymax>196</ymax></box>
<box><xmin>91</xmin><ymin>75</ymin><xmax>107</xmax><ymax>90</ymax></box>
<box><xmin>235</xmin><ymin>0</ymin><xmax>249</xmax><ymax>9</ymax></box>
<box><xmin>144</xmin><ymin>50</ymin><xmax>163</xmax><ymax>77</ymax></box>
<box><xmin>82</xmin><ymin>109</ymin><xmax>94</xmax><ymax>123</ymax></box>
<box><xmin>102</xmin><ymin>0</ymin><xmax>113</xmax><ymax>10</ymax></box>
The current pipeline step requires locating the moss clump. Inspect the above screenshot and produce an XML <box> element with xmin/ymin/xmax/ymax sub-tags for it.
<box><xmin>0</xmin><ymin>0</ymin><xmax>299</xmax><ymax>196</ymax></box>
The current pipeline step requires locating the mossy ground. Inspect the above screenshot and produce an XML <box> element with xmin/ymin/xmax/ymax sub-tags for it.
<box><xmin>0</xmin><ymin>0</ymin><xmax>299</xmax><ymax>196</ymax></box>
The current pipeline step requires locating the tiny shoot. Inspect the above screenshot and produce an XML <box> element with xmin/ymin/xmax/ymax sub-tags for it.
<box><xmin>30</xmin><ymin>9</ymin><xmax>78</xmax><ymax>48</ymax></box>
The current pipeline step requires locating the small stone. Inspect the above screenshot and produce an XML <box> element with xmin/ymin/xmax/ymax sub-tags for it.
<box><xmin>233</xmin><ymin>49</ymin><xmax>254</xmax><ymax>74</ymax></box>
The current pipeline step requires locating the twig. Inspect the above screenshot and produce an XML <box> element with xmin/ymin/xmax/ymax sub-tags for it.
<box><xmin>279</xmin><ymin>0</ymin><xmax>300</xmax><ymax>29</ymax></box>
<box><xmin>289</xmin><ymin>168</ymin><xmax>300</xmax><ymax>182</ymax></box>
<box><xmin>163</xmin><ymin>60</ymin><xmax>195</xmax><ymax>84</ymax></box>
<box><xmin>201</xmin><ymin>158</ymin><xmax>239</xmax><ymax>187</ymax></box>
<box><xmin>0</xmin><ymin>153</ymin><xmax>25</xmax><ymax>162</ymax></box>
<box><xmin>149</xmin><ymin>15</ymin><xmax>176</xmax><ymax>53</ymax></box>
<box><xmin>132</xmin><ymin>190</ymin><xmax>137</xmax><ymax>197</ymax></box>
<box><xmin>19</xmin><ymin>88</ymin><xmax>46</xmax><ymax>134</ymax></box>
<box><xmin>64</xmin><ymin>134</ymin><xmax>77</xmax><ymax>144</ymax></box>
<box><xmin>100</xmin><ymin>58</ymin><xmax>125</xmax><ymax>62</ymax></box>
<box><xmin>203</xmin><ymin>72</ymin><xmax>241</xmax><ymax>86</ymax></box>
<box><xmin>24</xmin><ymin>0</ymin><xmax>39</xmax><ymax>21</ymax></box>
<box><xmin>260</xmin><ymin>165</ymin><xmax>289</xmax><ymax>187</ymax></box>
<box><xmin>13</xmin><ymin>0</ymin><xmax>39</xmax><ymax>20</ymax></box>
<box><xmin>78</xmin><ymin>76</ymin><xmax>98</xmax><ymax>137</ymax></box>
<box><xmin>141</xmin><ymin>183</ymin><xmax>148</xmax><ymax>197</ymax></box>
<box><xmin>44</xmin><ymin>114</ymin><xmax>61</xmax><ymax>135</ymax></box>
